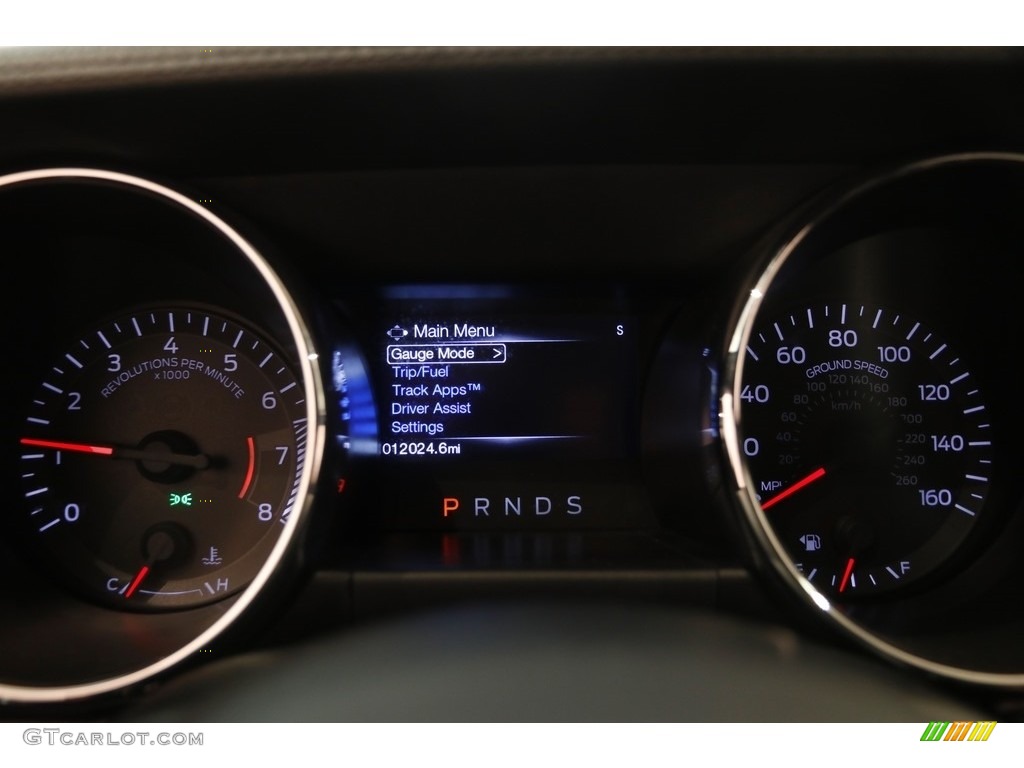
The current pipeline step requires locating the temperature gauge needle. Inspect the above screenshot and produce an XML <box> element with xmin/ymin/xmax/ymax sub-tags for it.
<box><xmin>124</xmin><ymin>526</ymin><xmax>182</xmax><ymax>599</ymax></box>
<box><xmin>124</xmin><ymin>565</ymin><xmax>150</xmax><ymax>599</ymax></box>
<box><xmin>760</xmin><ymin>467</ymin><xmax>827</xmax><ymax>510</ymax></box>
<box><xmin>20</xmin><ymin>437</ymin><xmax>209</xmax><ymax>469</ymax></box>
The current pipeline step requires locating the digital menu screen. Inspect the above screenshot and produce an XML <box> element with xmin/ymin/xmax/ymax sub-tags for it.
<box><xmin>378</xmin><ymin>309</ymin><xmax>634</xmax><ymax>461</ymax></box>
<box><xmin>348</xmin><ymin>285</ymin><xmax>650</xmax><ymax>531</ymax></box>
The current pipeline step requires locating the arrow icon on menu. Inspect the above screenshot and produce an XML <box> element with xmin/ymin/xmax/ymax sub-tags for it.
<box><xmin>493</xmin><ymin>347</ymin><xmax>504</xmax><ymax>360</ymax></box>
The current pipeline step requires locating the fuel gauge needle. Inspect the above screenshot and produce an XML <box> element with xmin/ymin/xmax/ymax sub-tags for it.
<box><xmin>838</xmin><ymin>557</ymin><xmax>856</xmax><ymax>593</ymax></box>
<box><xmin>760</xmin><ymin>467</ymin><xmax>826</xmax><ymax>510</ymax></box>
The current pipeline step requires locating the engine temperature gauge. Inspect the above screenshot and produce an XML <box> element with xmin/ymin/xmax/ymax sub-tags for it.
<box><xmin>18</xmin><ymin>306</ymin><xmax>308</xmax><ymax>610</ymax></box>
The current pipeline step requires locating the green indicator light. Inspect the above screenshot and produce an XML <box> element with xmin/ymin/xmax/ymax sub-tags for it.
<box><xmin>169</xmin><ymin>492</ymin><xmax>194</xmax><ymax>507</ymax></box>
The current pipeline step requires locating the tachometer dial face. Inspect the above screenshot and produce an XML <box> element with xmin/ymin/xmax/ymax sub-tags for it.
<box><xmin>738</xmin><ymin>303</ymin><xmax>992</xmax><ymax>597</ymax></box>
<box><xmin>18</xmin><ymin>307</ymin><xmax>308</xmax><ymax>610</ymax></box>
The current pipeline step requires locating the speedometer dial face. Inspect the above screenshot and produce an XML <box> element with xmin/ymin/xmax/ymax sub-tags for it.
<box><xmin>18</xmin><ymin>306</ymin><xmax>307</xmax><ymax>611</ymax></box>
<box><xmin>739</xmin><ymin>302</ymin><xmax>992</xmax><ymax>597</ymax></box>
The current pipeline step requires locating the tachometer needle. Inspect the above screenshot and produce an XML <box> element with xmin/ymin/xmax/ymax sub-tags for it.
<box><xmin>839</xmin><ymin>557</ymin><xmax>856</xmax><ymax>593</ymax></box>
<box><xmin>19</xmin><ymin>437</ymin><xmax>113</xmax><ymax>455</ymax></box>
<box><xmin>760</xmin><ymin>467</ymin><xmax>827</xmax><ymax>510</ymax></box>
<box><xmin>20</xmin><ymin>437</ymin><xmax>209</xmax><ymax>469</ymax></box>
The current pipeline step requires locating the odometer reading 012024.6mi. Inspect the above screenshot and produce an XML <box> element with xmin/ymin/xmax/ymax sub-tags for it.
<box><xmin>738</xmin><ymin>303</ymin><xmax>992</xmax><ymax>597</ymax></box>
<box><xmin>18</xmin><ymin>307</ymin><xmax>308</xmax><ymax>610</ymax></box>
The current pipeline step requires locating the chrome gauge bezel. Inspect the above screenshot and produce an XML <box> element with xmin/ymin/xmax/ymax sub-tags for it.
<box><xmin>720</xmin><ymin>152</ymin><xmax>1024</xmax><ymax>687</ymax></box>
<box><xmin>0</xmin><ymin>168</ymin><xmax>327</xmax><ymax>704</ymax></box>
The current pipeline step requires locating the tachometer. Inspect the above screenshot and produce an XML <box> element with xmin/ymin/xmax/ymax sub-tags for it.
<box><xmin>18</xmin><ymin>306</ymin><xmax>307</xmax><ymax>610</ymax></box>
<box><xmin>0</xmin><ymin>167</ymin><xmax>339</xmax><ymax>703</ymax></box>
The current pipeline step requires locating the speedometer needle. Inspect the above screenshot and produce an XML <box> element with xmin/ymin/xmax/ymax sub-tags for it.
<box><xmin>760</xmin><ymin>467</ymin><xmax>827</xmax><ymax>510</ymax></box>
<box><xmin>20</xmin><ymin>437</ymin><xmax>210</xmax><ymax>469</ymax></box>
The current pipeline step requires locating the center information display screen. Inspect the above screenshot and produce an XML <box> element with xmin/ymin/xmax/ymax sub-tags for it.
<box><xmin>379</xmin><ymin>311</ymin><xmax>633</xmax><ymax>461</ymax></box>
<box><xmin>353</xmin><ymin>286</ymin><xmax>651</xmax><ymax>531</ymax></box>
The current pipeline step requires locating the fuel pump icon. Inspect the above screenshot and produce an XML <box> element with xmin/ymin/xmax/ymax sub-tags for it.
<box><xmin>799</xmin><ymin>534</ymin><xmax>822</xmax><ymax>552</ymax></box>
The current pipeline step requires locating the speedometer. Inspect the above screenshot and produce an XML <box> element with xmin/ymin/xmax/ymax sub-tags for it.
<box><xmin>738</xmin><ymin>302</ymin><xmax>992</xmax><ymax>596</ymax></box>
<box><xmin>721</xmin><ymin>154</ymin><xmax>1024</xmax><ymax>682</ymax></box>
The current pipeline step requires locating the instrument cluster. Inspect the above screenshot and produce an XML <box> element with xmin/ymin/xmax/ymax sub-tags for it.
<box><xmin>4</xmin><ymin>155</ymin><xmax>1024</xmax><ymax>709</ymax></box>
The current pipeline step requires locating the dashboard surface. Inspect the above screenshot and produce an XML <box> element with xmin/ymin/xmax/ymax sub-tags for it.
<box><xmin>2</xmin><ymin>47</ymin><xmax>1024</xmax><ymax>720</ymax></box>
